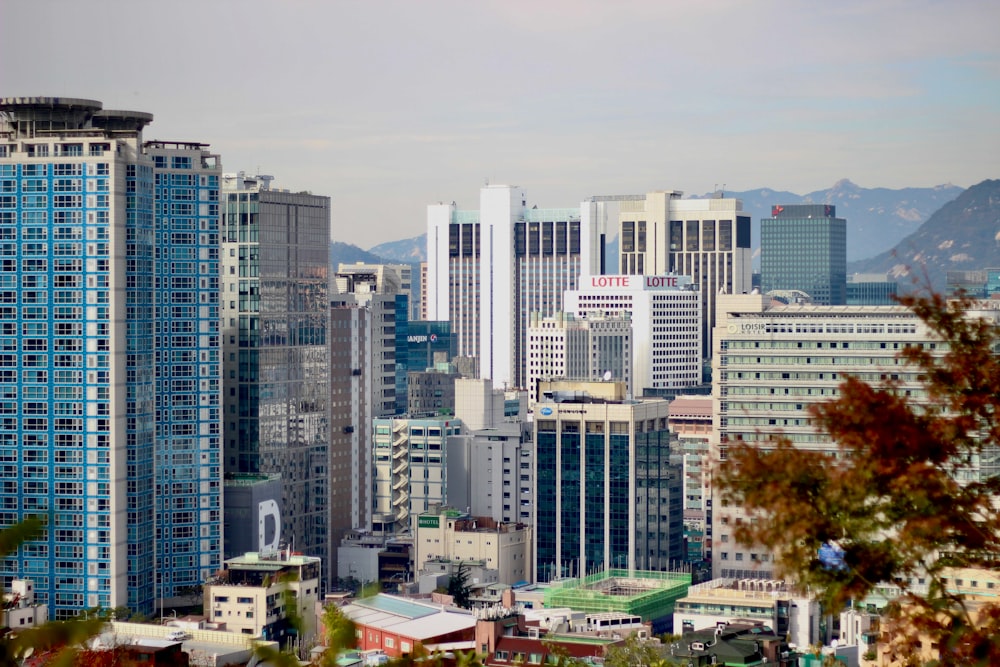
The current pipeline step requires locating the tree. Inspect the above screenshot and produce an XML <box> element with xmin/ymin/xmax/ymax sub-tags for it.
<box><xmin>716</xmin><ymin>292</ymin><xmax>1000</xmax><ymax>665</ymax></box>
<box><xmin>315</xmin><ymin>603</ymin><xmax>356</xmax><ymax>667</ymax></box>
<box><xmin>447</xmin><ymin>562</ymin><xmax>472</xmax><ymax>609</ymax></box>
<box><xmin>603</xmin><ymin>634</ymin><xmax>677</xmax><ymax>667</ymax></box>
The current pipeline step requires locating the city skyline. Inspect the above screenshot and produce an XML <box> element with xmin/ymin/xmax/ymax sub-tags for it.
<box><xmin>3</xmin><ymin>0</ymin><xmax>997</xmax><ymax>249</ymax></box>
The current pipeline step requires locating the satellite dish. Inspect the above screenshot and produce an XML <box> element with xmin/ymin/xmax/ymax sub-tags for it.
<box><xmin>603</xmin><ymin>370</ymin><xmax>612</xmax><ymax>381</ymax></box>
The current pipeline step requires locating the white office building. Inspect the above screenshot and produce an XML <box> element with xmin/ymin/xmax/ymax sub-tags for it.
<box><xmin>618</xmin><ymin>191</ymin><xmax>752</xmax><ymax>361</ymax></box>
<box><xmin>426</xmin><ymin>185</ymin><xmax>606</xmax><ymax>389</ymax></box>
<box><xmin>525</xmin><ymin>312</ymin><xmax>632</xmax><ymax>406</ymax></box>
<box><xmin>564</xmin><ymin>274</ymin><xmax>702</xmax><ymax>397</ymax></box>
<box><xmin>710</xmin><ymin>294</ymin><xmax>1000</xmax><ymax>579</ymax></box>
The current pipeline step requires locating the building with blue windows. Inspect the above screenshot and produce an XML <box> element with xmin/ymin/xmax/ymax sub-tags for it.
<box><xmin>761</xmin><ymin>204</ymin><xmax>847</xmax><ymax>305</ymax></box>
<box><xmin>0</xmin><ymin>97</ymin><xmax>222</xmax><ymax>617</ymax></box>
<box><xmin>532</xmin><ymin>381</ymin><xmax>682</xmax><ymax>582</ymax></box>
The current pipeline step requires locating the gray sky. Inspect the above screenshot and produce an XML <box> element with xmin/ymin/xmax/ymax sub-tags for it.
<box><xmin>3</xmin><ymin>0</ymin><xmax>998</xmax><ymax>248</ymax></box>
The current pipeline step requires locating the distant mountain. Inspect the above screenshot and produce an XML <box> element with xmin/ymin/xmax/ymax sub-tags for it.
<box><xmin>368</xmin><ymin>235</ymin><xmax>427</xmax><ymax>264</ymax></box>
<box><xmin>847</xmin><ymin>179</ymin><xmax>1000</xmax><ymax>292</ymax></box>
<box><xmin>696</xmin><ymin>180</ymin><xmax>963</xmax><ymax>263</ymax></box>
<box><xmin>359</xmin><ymin>181</ymin><xmax>964</xmax><ymax>268</ymax></box>
<box><xmin>329</xmin><ymin>241</ymin><xmax>385</xmax><ymax>271</ymax></box>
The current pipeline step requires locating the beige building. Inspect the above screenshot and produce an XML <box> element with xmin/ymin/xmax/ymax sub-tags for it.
<box><xmin>414</xmin><ymin>509</ymin><xmax>532</xmax><ymax>586</ymax></box>
<box><xmin>204</xmin><ymin>551</ymin><xmax>321</xmax><ymax>644</ymax></box>
<box><xmin>673</xmin><ymin>578</ymin><xmax>819</xmax><ymax>649</ymax></box>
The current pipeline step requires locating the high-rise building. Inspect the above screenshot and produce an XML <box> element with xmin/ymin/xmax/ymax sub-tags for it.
<box><xmin>334</xmin><ymin>263</ymin><xmax>409</xmax><ymax>415</ymax></box>
<box><xmin>617</xmin><ymin>191</ymin><xmax>752</xmax><ymax>361</ymax></box>
<box><xmin>0</xmin><ymin>97</ymin><xmax>222</xmax><ymax>617</ymax></box>
<box><xmin>221</xmin><ymin>173</ymin><xmax>331</xmax><ymax>583</ymax></box>
<box><xmin>372</xmin><ymin>416</ymin><xmax>462</xmax><ymax>534</ymax></box>
<box><xmin>525</xmin><ymin>312</ymin><xmax>632</xmax><ymax>406</ymax></box>
<box><xmin>426</xmin><ymin>185</ymin><xmax>605</xmax><ymax>389</ymax></box>
<box><xmin>329</xmin><ymin>300</ymin><xmax>373</xmax><ymax>539</ymax></box>
<box><xmin>564</xmin><ymin>274</ymin><xmax>702</xmax><ymax>397</ymax></box>
<box><xmin>449</xmin><ymin>378</ymin><xmax>533</xmax><ymax>526</ymax></box>
<box><xmin>761</xmin><ymin>204</ymin><xmax>846</xmax><ymax>305</ymax></box>
<box><xmin>533</xmin><ymin>381</ymin><xmax>683</xmax><ymax>581</ymax></box>
<box><xmin>709</xmin><ymin>294</ymin><xmax>1000</xmax><ymax>579</ymax></box>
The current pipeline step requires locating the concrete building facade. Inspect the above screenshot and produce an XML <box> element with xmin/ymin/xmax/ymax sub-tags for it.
<box><xmin>617</xmin><ymin>191</ymin><xmax>752</xmax><ymax>361</ymax></box>
<box><xmin>414</xmin><ymin>510</ymin><xmax>532</xmax><ymax>586</ymax></box>
<box><xmin>526</xmin><ymin>312</ymin><xmax>632</xmax><ymax>406</ymax></box>
<box><xmin>426</xmin><ymin>185</ymin><xmax>605</xmax><ymax>389</ymax></box>
<box><xmin>710</xmin><ymin>294</ymin><xmax>1000</xmax><ymax>578</ymax></box>
<box><xmin>564</xmin><ymin>274</ymin><xmax>702</xmax><ymax>397</ymax></box>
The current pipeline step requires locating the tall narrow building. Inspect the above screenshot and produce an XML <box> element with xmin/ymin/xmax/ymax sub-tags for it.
<box><xmin>221</xmin><ymin>173</ymin><xmax>331</xmax><ymax>583</ymax></box>
<box><xmin>760</xmin><ymin>204</ymin><xmax>846</xmax><ymax>305</ymax></box>
<box><xmin>426</xmin><ymin>185</ymin><xmax>605</xmax><ymax>389</ymax></box>
<box><xmin>0</xmin><ymin>97</ymin><xmax>222</xmax><ymax>617</ymax></box>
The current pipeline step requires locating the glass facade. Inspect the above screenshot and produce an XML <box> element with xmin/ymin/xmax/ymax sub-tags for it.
<box><xmin>221</xmin><ymin>178</ymin><xmax>330</xmax><ymax>583</ymax></box>
<box><xmin>761</xmin><ymin>204</ymin><xmax>847</xmax><ymax>305</ymax></box>
<box><xmin>533</xmin><ymin>401</ymin><xmax>680</xmax><ymax>582</ymax></box>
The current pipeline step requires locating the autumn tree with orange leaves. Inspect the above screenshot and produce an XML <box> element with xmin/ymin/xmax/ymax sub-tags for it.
<box><xmin>716</xmin><ymin>292</ymin><xmax>1000</xmax><ymax>666</ymax></box>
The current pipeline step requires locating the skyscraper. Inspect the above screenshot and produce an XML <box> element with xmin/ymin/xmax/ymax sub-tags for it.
<box><xmin>221</xmin><ymin>173</ymin><xmax>331</xmax><ymax>583</ymax></box>
<box><xmin>532</xmin><ymin>381</ymin><xmax>683</xmax><ymax>581</ymax></box>
<box><xmin>760</xmin><ymin>204</ymin><xmax>846</xmax><ymax>305</ymax></box>
<box><xmin>0</xmin><ymin>97</ymin><xmax>222</xmax><ymax>617</ymax></box>
<box><xmin>618</xmin><ymin>191</ymin><xmax>752</xmax><ymax>361</ymax></box>
<box><xmin>426</xmin><ymin>185</ymin><xmax>605</xmax><ymax>389</ymax></box>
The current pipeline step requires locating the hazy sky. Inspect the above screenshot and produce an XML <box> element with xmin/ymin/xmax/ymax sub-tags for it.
<box><xmin>2</xmin><ymin>0</ymin><xmax>998</xmax><ymax>248</ymax></box>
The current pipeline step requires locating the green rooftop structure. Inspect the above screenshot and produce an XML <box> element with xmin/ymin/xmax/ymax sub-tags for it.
<box><xmin>543</xmin><ymin>569</ymin><xmax>691</xmax><ymax>631</ymax></box>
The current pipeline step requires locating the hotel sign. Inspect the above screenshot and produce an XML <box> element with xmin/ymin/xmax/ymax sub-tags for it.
<box><xmin>587</xmin><ymin>275</ymin><xmax>690</xmax><ymax>290</ymax></box>
<box><xmin>418</xmin><ymin>515</ymin><xmax>440</xmax><ymax>529</ymax></box>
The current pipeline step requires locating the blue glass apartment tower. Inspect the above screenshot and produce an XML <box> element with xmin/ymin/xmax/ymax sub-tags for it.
<box><xmin>0</xmin><ymin>98</ymin><xmax>222</xmax><ymax>618</ymax></box>
<box><xmin>761</xmin><ymin>204</ymin><xmax>847</xmax><ymax>305</ymax></box>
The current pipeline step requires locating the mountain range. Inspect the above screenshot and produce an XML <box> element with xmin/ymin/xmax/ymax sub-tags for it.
<box><xmin>847</xmin><ymin>179</ymin><xmax>1000</xmax><ymax>292</ymax></box>
<box><xmin>333</xmin><ymin>180</ymin><xmax>999</xmax><ymax>294</ymax></box>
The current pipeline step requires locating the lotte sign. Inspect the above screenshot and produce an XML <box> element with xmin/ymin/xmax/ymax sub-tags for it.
<box><xmin>589</xmin><ymin>275</ymin><xmax>682</xmax><ymax>289</ymax></box>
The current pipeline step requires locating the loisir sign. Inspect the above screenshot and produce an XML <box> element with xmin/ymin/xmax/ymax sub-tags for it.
<box><xmin>587</xmin><ymin>274</ymin><xmax>691</xmax><ymax>290</ymax></box>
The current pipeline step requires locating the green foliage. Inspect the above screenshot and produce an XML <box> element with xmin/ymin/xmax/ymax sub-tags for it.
<box><xmin>716</xmin><ymin>292</ymin><xmax>1000</xmax><ymax>665</ymax></box>
<box><xmin>603</xmin><ymin>634</ymin><xmax>677</xmax><ymax>667</ymax></box>
<box><xmin>315</xmin><ymin>604</ymin><xmax>357</xmax><ymax>667</ymax></box>
<box><xmin>447</xmin><ymin>562</ymin><xmax>472</xmax><ymax>609</ymax></box>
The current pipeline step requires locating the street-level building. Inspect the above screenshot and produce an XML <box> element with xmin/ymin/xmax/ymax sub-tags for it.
<box><xmin>413</xmin><ymin>509</ymin><xmax>532</xmax><ymax>586</ymax></box>
<box><xmin>204</xmin><ymin>551</ymin><xmax>321</xmax><ymax>645</ymax></box>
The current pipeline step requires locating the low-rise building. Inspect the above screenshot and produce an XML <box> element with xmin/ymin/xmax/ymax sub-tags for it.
<box><xmin>203</xmin><ymin>551</ymin><xmax>321</xmax><ymax>645</ymax></box>
<box><xmin>339</xmin><ymin>594</ymin><xmax>478</xmax><ymax>658</ymax></box>
<box><xmin>671</xmin><ymin>621</ymin><xmax>798</xmax><ymax>666</ymax></box>
<box><xmin>2</xmin><ymin>579</ymin><xmax>47</xmax><ymax>630</ymax></box>
<box><xmin>672</xmin><ymin>578</ymin><xmax>819</xmax><ymax>650</ymax></box>
<box><xmin>474</xmin><ymin>610</ymin><xmax>641</xmax><ymax>667</ymax></box>
<box><xmin>414</xmin><ymin>509</ymin><xmax>532</xmax><ymax>586</ymax></box>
